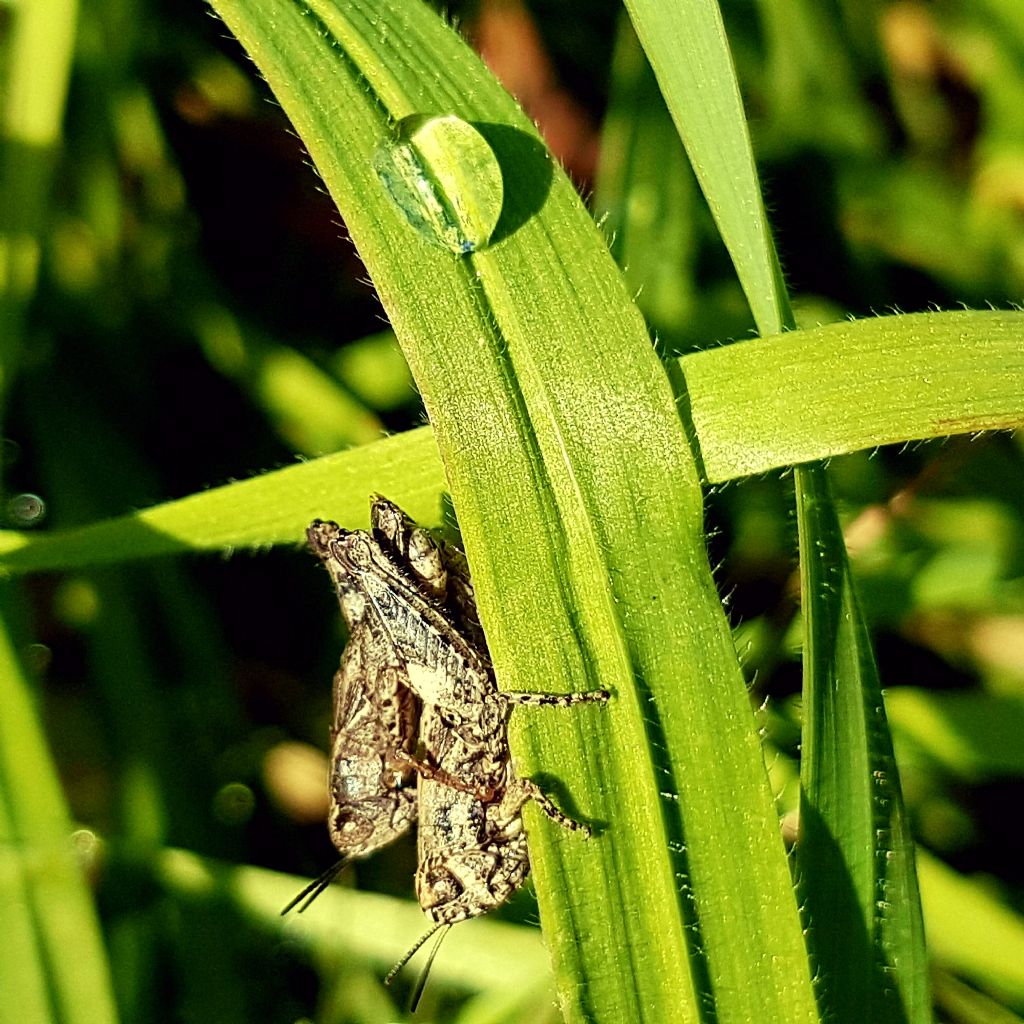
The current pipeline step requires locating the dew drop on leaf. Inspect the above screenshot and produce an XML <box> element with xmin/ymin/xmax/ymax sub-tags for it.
<box><xmin>8</xmin><ymin>492</ymin><xmax>45</xmax><ymax>526</ymax></box>
<box><xmin>373</xmin><ymin>114</ymin><xmax>503</xmax><ymax>254</ymax></box>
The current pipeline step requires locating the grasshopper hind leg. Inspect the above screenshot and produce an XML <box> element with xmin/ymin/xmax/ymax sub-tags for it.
<box><xmin>520</xmin><ymin>779</ymin><xmax>596</xmax><ymax>836</ymax></box>
<box><xmin>501</xmin><ymin>688</ymin><xmax>610</xmax><ymax>709</ymax></box>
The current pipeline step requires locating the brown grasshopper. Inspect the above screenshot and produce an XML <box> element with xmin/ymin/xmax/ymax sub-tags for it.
<box><xmin>284</xmin><ymin>499</ymin><xmax>458</xmax><ymax>912</ymax></box>
<box><xmin>328</xmin><ymin>511</ymin><xmax>606</xmax><ymax>793</ymax></box>
<box><xmin>289</xmin><ymin>496</ymin><xmax>609</xmax><ymax>1000</ymax></box>
<box><xmin>361</xmin><ymin>511</ymin><xmax>608</xmax><ymax>995</ymax></box>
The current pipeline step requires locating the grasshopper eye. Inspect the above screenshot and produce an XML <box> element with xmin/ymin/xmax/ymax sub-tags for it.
<box><xmin>423</xmin><ymin>866</ymin><xmax>462</xmax><ymax>907</ymax></box>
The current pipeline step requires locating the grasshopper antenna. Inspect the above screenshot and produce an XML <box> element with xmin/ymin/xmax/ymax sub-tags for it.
<box><xmin>280</xmin><ymin>858</ymin><xmax>348</xmax><ymax>916</ymax></box>
<box><xmin>383</xmin><ymin>921</ymin><xmax>451</xmax><ymax>1004</ymax></box>
<box><xmin>408</xmin><ymin>924</ymin><xmax>451</xmax><ymax>1012</ymax></box>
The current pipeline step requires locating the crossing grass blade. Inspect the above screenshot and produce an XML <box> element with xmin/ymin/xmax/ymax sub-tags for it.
<box><xmin>1</xmin><ymin>309</ymin><xmax>1019</xmax><ymax>573</ymax></box>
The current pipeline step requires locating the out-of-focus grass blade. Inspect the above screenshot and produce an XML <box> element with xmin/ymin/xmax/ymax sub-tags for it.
<box><xmin>753</xmin><ymin>0</ymin><xmax>880</xmax><ymax>154</ymax></box>
<box><xmin>193</xmin><ymin>304</ymin><xmax>387</xmax><ymax>453</ymax></box>
<box><xmin>887</xmin><ymin>688</ymin><xmax>1024</xmax><ymax>778</ymax></box>
<box><xmin>593</xmin><ymin>15</ymin><xmax>698</xmax><ymax>341</ymax></box>
<box><xmin>156</xmin><ymin>849</ymin><xmax>550</xmax><ymax>996</ymax></box>
<box><xmin>331</xmin><ymin>329</ymin><xmax>415</xmax><ymax>411</ymax></box>
<box><xmin>624</xmin><ymin>1</ymin><xmax>930</xmax><ymax>1020</ymax></box>
<box><xmin>931</xmin><ymin>973</ymin><xmax>1024</xmax><ymax>1024</ymax></box>
<box><xmin>0</xmin><ymin>587</ymin><xmax>120</xmax><ymax>1024</ymax></box>
<box><xmin>919</xmin><ymin>849</ymin><xmax>1024</xmax><ymax>1006</ymax></box>
<box><xmin>1</xmin><ymin>0</ymin><xmax>78</xmax><ymax>148</ymax></box>
<box><xmin>0</xmin><ymin>785</ymin><xmax>53</xmax><ymax>1023</ymax></box>
<box><xmin>0</xmin><ymin>0</ymin><xmax>79</xmax><ymax>423</ymax></box>
<box><xmin>208</xmin><ymin>1</ymin><xmax>817</xmax><ymax>1020</ymax></box>
<box><xmin>2</xmin><ymin>10</ymin><xmax>124</xmax><ymax>1019</ymax></box>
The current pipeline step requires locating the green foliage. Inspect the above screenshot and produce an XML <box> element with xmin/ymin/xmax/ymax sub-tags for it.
<box><xmin>2</xmin><ymin>0</ymin><xmax>1023</xmax><ymax>1022</ymax></box>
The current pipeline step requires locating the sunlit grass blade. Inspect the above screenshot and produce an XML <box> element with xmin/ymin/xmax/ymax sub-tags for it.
<box><xmin>622</xmin><ymin>0</ymin><xmax>789</xmax><ymax>334</ymax></box>
<box><xmin>207</xmin><ymin>0</ymin><xmax>817</xmax><ymax>1020</ymax></box>
<box><xmin>0</xmin><ymin>426</ymin><xmax>446</xmax><ymax>571</ymax></box>
<box><xmin>625</xmin><ymin>1</ymin><xmax>931</xmax><ymax>1019</ymax></box>
<box><xmin>679</xmin><ymin>309</ymin><xmax>1024</xmax><ymax>481</ymax></box>
<box><xmin>2</xmin><ymin>308</ymin><xmax>1017</xmax><ymax>575</ymax></box>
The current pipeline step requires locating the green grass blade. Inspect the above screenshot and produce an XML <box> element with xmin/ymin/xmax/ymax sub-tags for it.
<box><xmin>0</xmin><ymin>784</ymin><xmax>54</xmax><ymax>1023</ymax></box>
<box><xmin>795</xmin><ymin>473</ymin><xmax>929</xmax><ymax>1021</ymax></box>
<box><xmin>207</xmin><ymin>0</ymin><xmax>817</xmax><ymax>1020</ymax></box>
<box><xmin>193</xmin><ymin>305</ymin><xmax>387</xmax><ymax>454</ymax></box>
<box><xmin>0</xmin><ymin>0</ymin><xmax>79</xmax><ymax>426</ymax></box>
<box><xmin>754</xmin><ymin>0</ymin><xmax>881</xmax><ymax>154</ymax></box>
<box><xmin>624</xmin><ymin>2</ymin><xmax>931</xmax><ymax>1020</ymax></box>
<box><xmin>3</xmin><ymin>309</ymin><xmax>1018</xmax><ymax>574</ymax></box>
<box><xmin>593</xmin><ymin>15</ymin><xmax>698</xmax><ymax>341</ymax></box>
<box><xmin>0</xmin><ymin>427</ymin><xmax>446</xmax><ymax>571</ymax></box>
<box><xmin>156</xmin><ymin>849</ymin><xmax>551</xmax><ymax>995</ymax></box>
<box><xmin>679</xmin><ymin>309</ymin><xmax>1024</xmax><ymax>481</ymax></box>
<box><xmin>887</xmin><ymin>688</ymin><xmax>1024</xmax><ymax>778</ymax></box>
<box><xmin>622</xmin><ymin>0</ymin><xmax>790</xmax><ymax>334</ymax></box>
<box><xmin>0</xmin><ymin>586</ymin><xmax>120</xmax><ymax>1024</ymax></box>
<box><xmin>918</xmin><ymin>849</ymin><xmax>1024</xmax><ymax>1006</ymax></box>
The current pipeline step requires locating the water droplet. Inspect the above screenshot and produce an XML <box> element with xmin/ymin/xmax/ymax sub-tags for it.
<box><xmin>71</xmin><ymin>828</ymin><xmax>103</xmax><ymax>869</ymax></box>
<box><xmin>213</xmin><ymin>782</ymin><xmax>256</xmax><ymax>825</ymax></box>
<box><xmin>373</xmin><ymin>114</ymin><xmax>503</xmax><ymax>254</ymax></box>
<box><xmin>23</xmin><ymin>643</ymin><xmax>51</xmax><ymax>674</ymax></box>
<box><xmin>8</xmin><ymin>492</ymin><xmax>45</xmax><ymax>526</ymax></box>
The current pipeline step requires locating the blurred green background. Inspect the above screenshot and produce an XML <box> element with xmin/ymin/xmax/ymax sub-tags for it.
<box><xmin>3</xmin><ymin>0</ymin><xmax>1024</xmax><ymax>1021</ymax></box>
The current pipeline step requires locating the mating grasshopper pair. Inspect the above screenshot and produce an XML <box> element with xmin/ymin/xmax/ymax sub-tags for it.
<box><xmin>286</xmin><ymin>496</ymin><xmax>608</xmax><ymax>990</ymax></box>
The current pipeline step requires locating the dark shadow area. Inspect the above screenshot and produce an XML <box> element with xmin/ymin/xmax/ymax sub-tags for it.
<box><xmin>665</xmin><ymin>356</ymin><xmax>708</xmax><ymax>485</ymax></box>
<box><xmin>627</xmin><ymin>665</ymin><xmax>718</xmax><ymax>1024</ymax></box>
<box><xmin>528</xmin><ymin>770</ymin><xmax>608</xmax><ymax>836</ymax></box>
<box><xmin>797</xmin><ymin>800</ymin><xmax>913</xmax><ymax>1024</ymax></box>
<box><xmin>472</xmin><ymin>122</ymin><xmax>554</xmax><ymax>245</ymax></box>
